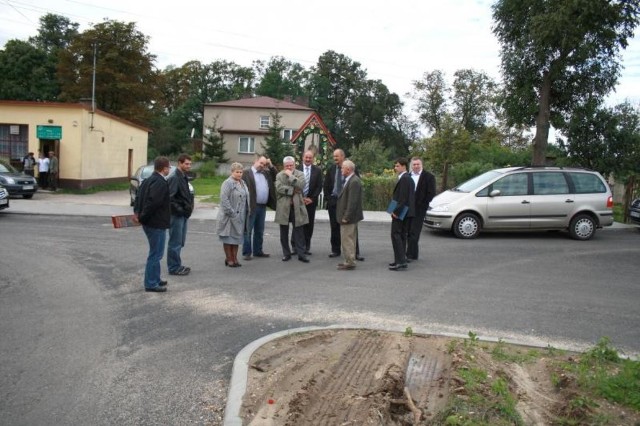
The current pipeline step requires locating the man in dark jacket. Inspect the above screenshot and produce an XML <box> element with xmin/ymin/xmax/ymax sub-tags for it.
<box><xmin>296</xmin><ymin>150</ymin><xmax>323</xmax><ymax>255</ymax></box>
<box><xmin>388</xmin><ymin>157</ymin><xmax>415</xmax><ymax>271</ymax></box>
<box><xmin>134</xmin><ymin>156</ymin><xmax>171</xmax><ymax>292</ymax></box>
<box><xmin>167</xmin><ymin>154</ymin><xmax>194</xmax><ymax>276</ymax></box>
<box><xmin>406</xmin><ymin>157</ymin><xmax>436</xmax><ymax>261</ymax></box>
<box><xmin>242</xmin><ymin>156</ymin><xmax>277</xmax><ymax>260</ymax></box>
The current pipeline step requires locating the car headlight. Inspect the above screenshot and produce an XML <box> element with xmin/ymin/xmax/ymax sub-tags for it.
<box><xmin>1</xmin><ymin>177</ymin><xmax>15</xmax><ymax>184</ymax></box>
<box><xmin>430</xmin><ymin>204</ymin><xmax>451</xmax><ymax>213</ymax></box>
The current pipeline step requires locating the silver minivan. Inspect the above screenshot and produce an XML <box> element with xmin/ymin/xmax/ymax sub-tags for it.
<box><xmin>424</xmin><ymin>167</ymin><xmax>614</xmax><ymax>240</ymax></box>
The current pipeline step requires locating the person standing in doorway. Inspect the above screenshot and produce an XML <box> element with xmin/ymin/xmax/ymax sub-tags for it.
<box><xmin>323</xmin><ymin>149</ymin><xmax>364</xmax><ymax>260</ymax></box>
<box><xmin>48</xmin><ymin>151</ymin><xmax>59</xmax><ymax>191</ymax></box>
<box><xmin>388</xmin><ymin>157</ymin><xmax>415</xmax><ymax>271</ymax></box>
<box><xmin>296</xmin><ymin>150</ymin><xmax>323</xmax><ymax>255</ymax></box>
<box><xmin>406</xmin><ymin>157</ymin><xmax>436</xmax><ymax>261</ymax></box>
<box><xmin>167</xmin><ymin>154</ymin><xmax>194</xmax><ymax>276</ymax></box>
<box><xmin>275</xmin><ymin>156</ymin><xmax>309</xmax><ymax>263</ymax></box>
<box><xmin>134</xmin><ymin>156</ymin><xmax>171</xmax><ymax>293</ymax></box>
<box><xmin>22</xmin><ymin>152</ymin><xmax>36</xmax><ymax>176</ymax></box>
<box><xmin>336</xmin><ymin>160</ymin><xmax>363</xmax><ymax>270</ymax></box>
<box><xmin>242</xmin><ymin>156</ymin><xmax>277</xmax><ymax>260</ymax></box>
<box><xmin>37</xmin><ymin>152</ymin><xmax>49</xmax><ymax>189</ymax></box>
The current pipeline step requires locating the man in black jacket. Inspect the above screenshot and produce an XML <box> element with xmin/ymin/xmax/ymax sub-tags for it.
<box><xmin>167</xmin><ymin>154</ymin><xmax>194</xmax><ymax>276</ymax></box>
<box><xmin>388</xmin><ymin>157</ymin><xmax>415</xmax><ymax>271</ymax></box>
<box><xmin>134</xmin><ymin>156</ymin><xmax>171</xmax><ymax>292</ymax></box>
<box><xmin>296</xmin><ymin>150</ymin><xmax>323</xmax><ymax>255</ymax></box>
<box><xmin>406</xmin><ymin>157</ymin><xmax>436</xmax><ymax>261</ymax></box>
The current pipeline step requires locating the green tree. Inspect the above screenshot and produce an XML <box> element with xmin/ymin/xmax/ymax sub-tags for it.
<box><xmin>204</xmin><ymin>121</ymin><xmax>229</xmax><ymax>164</ymax></box>
<box><xmin>492</xmin><ymin>0</ymin><xmax>640</xmax><ymax>165</ymax></box>
<box><xmin>412</xmin><ymin>70</ymin><xmax>449</xmax><ymax>134</ymax></box>
<box><xmin>451</xmin><ymin>69</ymin><xmax>497</xmax><ymax>134</ymax></box>
<box><xmin>57</xmin><ymin>19</ymin><xmax>159</xmax><ymax>124</ymax></box>
<box><xmin>349</xmin><ymin>138</ymin><xmax>393</xmax><ymax>175</ymax></box>
<box><xmin>0</xmin><ymin>40</ymin><xmax>55</xmax><ymax>100</ymax></box>
<box><xmin>29</xmin><ymin>13</ymin><xmax>78</xmax><ymax>54</ymax></box>
<box><xmin>262</xmin><ymin>111</ymin><xmax>293</xmax><ymax>167</ymax></box>
<box><xmin>254</xmin><ymin>56</ymin><xmax>308</xmax><ymax>100</ymax></box>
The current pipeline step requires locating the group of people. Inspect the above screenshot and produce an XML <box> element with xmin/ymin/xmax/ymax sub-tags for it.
<box><xmin>22</xmin><ymin>151</ymin><xmax>59</xmax><ymax>191</ymax></box>
<box><xmin>134</xmin><ymin>149</ymin><xmax>436</xmax><ymax>292</ymax></box>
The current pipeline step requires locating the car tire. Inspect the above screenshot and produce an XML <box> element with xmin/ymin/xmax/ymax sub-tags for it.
<box><xmin>453</xmin><ymin>213</ymin><xmax>481</xmax><ymax>239</ymax></box>
<box><xmin>22</xmin><ymin>194</ymin><xmax>33</xmax><ymax>199</ymax></box>
<box><xmin>569</xmin><ymin>213</ymin><xmax>596</xmax><ymax>240</ymax></box>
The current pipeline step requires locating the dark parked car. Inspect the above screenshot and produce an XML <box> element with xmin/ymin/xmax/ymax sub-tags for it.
<box><xmin>0</xmin><ymin>160</ymin><xmax>38</xmax><ymax>198</ymax></box>
<box><xmin>0</xmin><ymin>184</ymin><xmax>9</xmax><ymax>210</ymax></box>
<box><xmin>629</xmin><ymin>198</ymin><xmax>640</xmax><ymax>225</ymax></box>
<box><xmin>129</xmin><ymin>164</ymin><xmax>195</xmax><ymax>206</ymax></box>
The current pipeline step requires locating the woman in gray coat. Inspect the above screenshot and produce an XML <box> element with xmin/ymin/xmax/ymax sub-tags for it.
<box><xmin>275</xmin><ymin>156</ymin><xmax>309</xmax><ymax>262</ymax></box>
<box><xmin>217</xmin><ymin>162</ymin><xmax>250</xmax><ymax>267</ymax></box>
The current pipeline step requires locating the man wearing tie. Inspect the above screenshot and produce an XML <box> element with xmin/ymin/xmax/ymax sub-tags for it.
<box><xmin>323</xmin><ymin>149</ymin><xmax>364</xmax><ymax>260</ymax></box>
<box><xmin>389</xmin><ymin>157</ymin><xmax>415</xmax><ymax>271</ymax></box>
<box><xmin>406</xmin><ymin>157</ymin><xmax>436</xmax><ymax>261</ymax></box>
<box><xmin>297</xmin><ymin>150</ymin><xmax>323</xmax><ymax>255</ymax></box>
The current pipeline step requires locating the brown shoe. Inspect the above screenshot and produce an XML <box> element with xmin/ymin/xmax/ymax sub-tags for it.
<box><xmin>337</xmin><ymin>264</ymin><xmax>355</xmax><ymax>270</ymax></box>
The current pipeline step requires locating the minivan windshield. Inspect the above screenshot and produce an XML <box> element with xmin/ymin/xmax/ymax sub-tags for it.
<box><xmin>454</xmin><ymin>170</ymin><xmax>504</xmax><ymax>192</ymax></box>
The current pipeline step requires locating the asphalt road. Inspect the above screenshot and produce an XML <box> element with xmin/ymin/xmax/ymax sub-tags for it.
<box><xmin>1</xmin><ymin>211</ymin><xmax>639</xmax><ymax>425</ymax></box>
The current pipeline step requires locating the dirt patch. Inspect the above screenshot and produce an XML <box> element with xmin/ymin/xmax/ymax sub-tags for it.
<box><xmin>239</xmin><ymin>329</ymin><xmax>640</xmax><ymax>425</ymax></box>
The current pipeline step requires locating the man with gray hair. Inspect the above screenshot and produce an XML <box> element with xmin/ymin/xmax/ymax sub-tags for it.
<box><xmin>274</xmin><ymin>156</ymin><xmax>310</xmax><ymax>262</ymax></box>
<box><xmin>336</xmin><ymin>159</ymin><xmax>363</xmax><ymax>270</ymax></box>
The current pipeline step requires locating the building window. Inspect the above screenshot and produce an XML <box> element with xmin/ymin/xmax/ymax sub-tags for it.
<box><xmin>239</xmin><ymin>136</ymin><xmax>255</xmax><ymax>153</ymax></box>
<box><xmin>282</xmin><ymin>129</ymin><xmax>295</xmax><ymax>141</ymax></box>
<box><xmin>0</xmin><ymin>124</ymin><xmax>28</xmax><ymax>162</ymax></box>
<box><xmin>259</xmin><ymin>116</ymin><xmax>270</xmax><ymax>129</ymax></box>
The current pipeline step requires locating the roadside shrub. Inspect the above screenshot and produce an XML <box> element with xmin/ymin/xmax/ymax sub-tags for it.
<box><xmin>361</xmin><ymin>175</ymin><xmax>395</xmax><ymax>211</ymax></box>
<box><xmin>196</xmin><ymin>160</ymin><xmax>218</xmax><ymax>178</ymax></box>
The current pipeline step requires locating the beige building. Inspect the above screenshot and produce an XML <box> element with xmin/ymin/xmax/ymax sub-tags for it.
<box><xmin>0</xmin><ymin>100</ymin><xmax>149</xmax><ymax>189</ymax></box>
<box><xmin>203</xmin><ymin>96</ymin><xmax>318</xmax><ymax>168</ymax></box>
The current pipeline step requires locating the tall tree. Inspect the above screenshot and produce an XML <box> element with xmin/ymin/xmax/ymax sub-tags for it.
<box><xmin>492</xmin><ymin>0</ymin><xmax>640</xmax><ymax>165</ymax></box>
<box><xmin>0</xmin><ymin>40</ymin><xmax>55</xmax><ymax>100</ymax></box>
<box><xmin>262</xmin><ymin>111</ymin><xmax>293</xmax><ymax>166</ymax></box>
<box><xmin>412</xmin><ymin>70</ymin><xmax>449</xmax><ymax>134</ymax></box>
<box><xmin>29</xmin><ymin>13</ymin><xmax>78</xmax><ymax>54</ymax></box>
<box><xmin>451</xmin><ymin>69</ymin><xmax>496</xmax><ymax>134</ymax></box>
<box><xmin>254</xmin><ymin>56</ymin><xmax>309</xmax><ymax>101</ymax></box>
<box><xmin>57</xmin><ymin>19</ymin><xmax>159</xmax><ymax>124</ymax></box>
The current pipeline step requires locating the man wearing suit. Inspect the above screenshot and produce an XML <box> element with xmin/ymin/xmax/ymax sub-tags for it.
<box><xmin>406</xmin><ymin>157</ymin><xmax>436</xmax><ymax>261</ymax></box>
<box><xmin>296</xmin><ymin>150</ymin><xmax>323</xmax><ymax>255</ymax></box>
<box><xmin>336</xmin><ymin>160</ymin><xmax>363</xmax><ymax>270</ymax></box>
<box><xmin>389</xmin><ymin>157</ymin><xmax>415</xmax><ymax>271</ymax></box>
<box><xmin>323</xmin><ymin>149</ymin><xmax>364</xmax><ymax>260</ymax></box>
<box><xmin>242</xmin><ymin>156</ymin><xmax>277</xmax><ymax>260</ymax></box>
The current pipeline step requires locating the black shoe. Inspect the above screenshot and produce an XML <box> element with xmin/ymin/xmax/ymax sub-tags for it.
<box><xmin>304</xmin><ymin>251</ymin><xmax>312</xmax><ymax>256</ymax></box>
<box><xmin>389</xmin><ymin>262</ymin><xmax>397</xmax><ymax>267</ymax></box>
<box><xmin>356</xmin><ymin>255</ymin><xmax>365</xmax><ymax>261</ymax></box>
<box><xmin>389</xmin><ymin>263</ymin><xmax>408</xmax><ymax>271</ymax></box>
<box><xmin>145</xmin><ymin>286</ymin><xmax>167</xmax><ymax>292</ymax></box>
<box><xmin>298</xmin><ymin>256</ymin><xmax>309</xmax><ymax>263</ymax></box>
<box><xmin>282</xmin><ymin>255</ymin><xmax>291</xmax><ymax>261</ymax></box>
<box><xmin>254</xmin><ymin>253</ymin><xmax>270</xmax><ymax>258</ymax></box>
<box><xmin>328</xmin><ymin>252</ymin><xmax>340</xmax><ymax>258</ymax></box>
<box><xmin>159</xmin><ymin>280</ymin><xmax>168</xmax><ymax>287</ymax></box>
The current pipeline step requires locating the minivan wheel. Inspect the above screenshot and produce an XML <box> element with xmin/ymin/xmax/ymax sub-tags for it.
<box><xmin>569</xmin><ymin>214</ymin><xmax>596</xmax><ymax>240</ymax></box>
<box><xmin>453</xmin><ymin>213</ymin><xmax>481</xmax><ymax>239</ymax></box>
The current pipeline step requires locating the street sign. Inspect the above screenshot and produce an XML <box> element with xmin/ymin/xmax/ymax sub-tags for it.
<box><xmin>37</xmin><ymin>125</ymin><xmax>62</xmax><ymax>140</ymax></box>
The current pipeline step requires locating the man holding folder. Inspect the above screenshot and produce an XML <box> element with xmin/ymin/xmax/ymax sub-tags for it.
<box><xmin>388</xmin><ymin>157</ymin><xmax>415</xmax><ymax>271</ymax></box>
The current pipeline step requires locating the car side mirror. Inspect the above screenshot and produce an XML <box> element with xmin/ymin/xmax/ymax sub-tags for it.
<box><xmin>489</xmin><ymin>189</ymin><xmax>501</xmax><ymax>197</ymax></box>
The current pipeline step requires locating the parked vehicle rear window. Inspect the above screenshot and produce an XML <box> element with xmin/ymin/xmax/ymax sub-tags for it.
<box><xmin>568</xmin><ymin>172</ymin><xmax>607</xmax><ymax>194</ymax></box>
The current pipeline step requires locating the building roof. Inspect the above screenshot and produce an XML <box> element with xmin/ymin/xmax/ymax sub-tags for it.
<box><xmin>206</xmin><ymin>96</ymin><xmax>312</xmax><ymax>111</ymax></box>
<box><xmin>0</xmin><ymin>100</ymin><xmax>151</xmax><ymax>132</ymax></box>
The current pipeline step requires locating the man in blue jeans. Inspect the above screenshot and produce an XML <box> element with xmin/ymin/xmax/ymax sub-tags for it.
<box><xmin>134</xmin><ymin>156</ymin><xmax>171</xmax><ymax>292</ymax></box>
<box><xmin>167</xmin><ymin>154</ymin><xmax>194</xmax><ymax>276</ymax></box>
<box><xmin>242</xmin><ymin>156</ymin><xmax>277</xmax><ymax>260</ymax></box>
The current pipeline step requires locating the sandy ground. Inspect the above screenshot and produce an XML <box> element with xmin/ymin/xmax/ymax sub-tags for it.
<box><xmin>239</xmin><ymin>329</ymin><xmax>640</xmax><ymax>425</ymax></box>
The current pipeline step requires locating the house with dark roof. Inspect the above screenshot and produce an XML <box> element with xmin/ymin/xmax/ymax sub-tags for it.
<box><xmin>203</xmin><ymin>96</ymin><xmax>336</xmax><ymax>168</ymax></box>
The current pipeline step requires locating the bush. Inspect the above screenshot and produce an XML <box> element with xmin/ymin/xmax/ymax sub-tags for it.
<box><xmin>361</xmin><ymin>175</ymin><xmax>395</xmax><ymax>211</ymax></box>
<box><xmin>196</xmin><ymin>160</ymin><xmax>218</xmax><ymax>178</ymax></box>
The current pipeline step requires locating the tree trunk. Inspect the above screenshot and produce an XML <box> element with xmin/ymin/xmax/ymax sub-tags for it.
<box><xmin>441</xmin><ymin>161</ymin><xmax>449</xmax><ymax>192</ymax></box>
<box><xmin>532</xmin><ymin>71</ymin><xmax>552</xmax><ymax>166</ymax></box>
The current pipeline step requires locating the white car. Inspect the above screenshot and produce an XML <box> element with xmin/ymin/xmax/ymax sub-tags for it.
<box><xmin>425</xmin><ymin>166</ymin><xmax>614</xmax><ymax>240</ymax></box>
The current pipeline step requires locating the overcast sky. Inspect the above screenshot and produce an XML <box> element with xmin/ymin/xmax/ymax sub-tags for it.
<box><xmin>3</xmin><ymin>0</ymin><xmax>640</xmax><ymax>111</ymax></box>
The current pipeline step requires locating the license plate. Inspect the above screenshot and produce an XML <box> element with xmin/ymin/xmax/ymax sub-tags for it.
<box><xmin>631</xmin><ymin>210</ymin><xmax>640</xmax><ymax>218</ymax></box>
<box><xmin>0</xmin><ymin>199</ymin><xmax>7</xmax><ymax>205</ymax></box>
<box><xmin>23</xmin><ymin>185</ymin><xmax>34</xmax><ymax>190</ymax></box>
